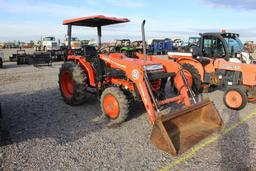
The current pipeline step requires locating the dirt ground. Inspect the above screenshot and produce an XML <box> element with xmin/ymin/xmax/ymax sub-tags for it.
<box><xmin>0</xmin><ymin>60</ymin><xmax>256</xmax><ymax>170</ymax></box>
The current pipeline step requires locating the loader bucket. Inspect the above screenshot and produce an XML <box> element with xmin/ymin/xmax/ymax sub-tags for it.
<box><xmin>151</xmin><ymin>99</ymin><xmax>223</xmax><ymax>156</ymax></box>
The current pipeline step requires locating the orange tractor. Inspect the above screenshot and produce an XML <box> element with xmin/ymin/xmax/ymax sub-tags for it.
<box><xmin>59</xmin><ymin>15</ymin><xmax>223</xmax><ymax>156</ymax></box>
<box><xmin>168</xmin><ymin>32</ymin><xmax>256</xmax><ymax>110</ymax></box>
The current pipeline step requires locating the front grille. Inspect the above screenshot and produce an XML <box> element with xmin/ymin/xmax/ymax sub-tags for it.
<box><xmin>52</xmin><ymin>42</ymin><xmax>57</xmax><ymax>47</ymax></box>
<box><xmin>146</xmin><ymin>70</ymin><xmax>174</xmax><ymax>92</ymax></box>
<box><xmin>150</xmin><ymin>79</ymin><xmax>161</xmax><ymax>91</ymax></box>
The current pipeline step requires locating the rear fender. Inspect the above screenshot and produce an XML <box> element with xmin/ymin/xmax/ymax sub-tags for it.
<box><xmin>168</xmin><ymin>54</ymin><xmax>192</xmax><ymax>60</ymax></box>
<box><xmin>67</xmin><ymin>55</ymin><xmax>96</xmax><ymax>86</ymax></box>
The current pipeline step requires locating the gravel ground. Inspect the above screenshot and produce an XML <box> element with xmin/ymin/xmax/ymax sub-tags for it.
<box><xmin>0</xmin><ymin>61</ymin><xmax>256</xmax><ymax>170</ymax></box>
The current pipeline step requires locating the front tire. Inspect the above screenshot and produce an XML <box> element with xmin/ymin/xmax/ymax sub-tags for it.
<box><xmin>223</xmin><ymin>86</ymin><xmax>248</xmax><ymax>110</ymax></box>
<box><xmin>101</xmin><ymin>87</ymin><xmax>129</xmax><ymax>125</ymax></box>
<box><xmin>58</xmin><ymin>61</ymin><xmax>87</xmax><ymax>105</ymax></box>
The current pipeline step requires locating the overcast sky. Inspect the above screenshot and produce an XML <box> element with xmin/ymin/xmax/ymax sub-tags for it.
<box><xmin>0</xmin><ymin>0</ymin><xmax>256</xmax><ymax>42</ymax></box>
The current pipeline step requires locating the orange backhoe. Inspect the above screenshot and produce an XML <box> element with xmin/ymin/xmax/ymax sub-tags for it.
<box><xmin>59</xmin><ymin>15</ymin><xmax>223</xmax><ymax>156</ymax></box>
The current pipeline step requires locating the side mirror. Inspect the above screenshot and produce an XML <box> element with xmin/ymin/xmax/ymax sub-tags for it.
<box><xmin>190</xmin><ymin>46</ymin><xmax>201</xmax><ymax>58</ymax></box>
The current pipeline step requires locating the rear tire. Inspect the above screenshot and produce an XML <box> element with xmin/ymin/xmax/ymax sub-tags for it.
<box><xmin>182</xmin><ymin>63</ymin><xmax>202</xmax><ymax>94</ymax></box>
<box><xmin>58</xmin><ymin>61</ymin><xmax>88</xmax><ymax>105</ymax></box>
<box><xmin>223</xmin><ymin>86</ymin><xmax>248</xmax><ymax>110</ymax></box>
<box><xmin>101</xmin><ymin>87</ymin><xmax>129</xmax><ymax>126</ymax></box>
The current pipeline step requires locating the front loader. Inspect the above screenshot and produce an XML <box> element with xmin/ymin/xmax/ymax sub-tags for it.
<box><xmin>59</xmin><ymin>15</ymin><xmax>223</xmax><ymax>156</ymax></box>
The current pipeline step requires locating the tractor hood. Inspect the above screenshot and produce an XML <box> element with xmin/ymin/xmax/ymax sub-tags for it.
<box><xmin>100</xmin><ymin>53</ymin><xmax>164</xmax><ymax>72</ymax></box>
<box><xmin>124</xmin><ymin>57</ymin><xmax>162</xmax><ymax>66</ymax></box>
<box><xmin>105</xmin><ymin>53</ymin><xmax>163</xmax><ymax>67</ymax></box>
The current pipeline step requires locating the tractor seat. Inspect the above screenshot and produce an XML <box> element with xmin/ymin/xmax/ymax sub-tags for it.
<box><xmin>83</xmin><ymin>45</ymin><xmax>97</xmax><ymax>58</ymax></box>
<box><xmin>196</xmin><ymin>56</ymin><xmax>211</xmax><ymax>66</ymax></box>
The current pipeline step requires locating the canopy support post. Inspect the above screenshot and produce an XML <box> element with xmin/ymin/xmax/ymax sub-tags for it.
<box><xmin>67</xmin><ymin>24</ymin><xmax>72</xmax><ymax>50</ymax></box>
<box><xmin>97</xmin><ymin>26</ymin><xmax>102</xmax><ymax>48</ymax></box>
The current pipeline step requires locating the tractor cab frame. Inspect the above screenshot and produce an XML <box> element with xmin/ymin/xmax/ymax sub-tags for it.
<box><xmin>192</xmin><ymin>32</ymin><xmax>246</xmax><ymax>62</ymax></box>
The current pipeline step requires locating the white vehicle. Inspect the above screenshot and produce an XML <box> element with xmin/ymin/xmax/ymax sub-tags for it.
<box><xmin>64</xmin><ymin>37</ymin><xmax>81</xmax><ymax>49</ymax></box>
<box><xmin>35</xmin><ymin>36</ymin><xmax>59</xmax><ymax>51</ymax></box>
<box><xmin>88</xmin><ymin>39</ymin><xmax>97</xmax><ymax>46</ymax></box>
<box><xmin>0</xmin><ymin>50</ymin><xmax>4</xmax><ymax>68</ymax></box>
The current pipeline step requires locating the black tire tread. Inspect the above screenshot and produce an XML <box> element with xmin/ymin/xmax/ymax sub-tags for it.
<box><xmin>100</xmin><ymin>87</ymin><xmax>129</xmax><ymax>125</ymax></box>
<box><xmin>182</xmin><ymin>63</ymin><xmax>202</xmax><ymax>94</ymax></box>
<box><xmin>58</xmin><ymin>61</ymin><xmax>87</xmax><ymax>106</ymax></box>
<box><xmin>223</xmin><ymin>86</ymin><xmax>248</xmax><ymax>110</ymax></box>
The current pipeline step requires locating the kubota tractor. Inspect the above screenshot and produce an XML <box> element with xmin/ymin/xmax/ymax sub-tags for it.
<box><xmin>168</xmin><ymin>32</ymin><xmax>256</xmax><ymax>110</ymax></box>
<box><xmin>174</xmin><ymin>32</ymin><xmax>256</xmax><ymax>64</ymax></box>
<box><xmin>59</xmin><ymin>15</ymin><xmax>223</xmax><ymax>156</ymax></box>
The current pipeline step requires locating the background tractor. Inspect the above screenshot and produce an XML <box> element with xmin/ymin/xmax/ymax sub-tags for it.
<box><xmin>59</xmin><ymin>15</ymin><xmax>222</xmax><ymax>156</ymax></box>
<box><xmin>131</xmin><ymin>40</ymin><xmax>144</xmax><ymax>53</ymax></box>
<box><xmin>168</xmin><ymin>32</ymin><xmax>256</xmax><ymax>110</ymax></box>
<box><xmin>108</xmin><ymin>39</ymin><xmax>137</xmax><ymax>57</ymax></box>
<box><xmin>178</xmin><ymin>36</ymin><xmax>201</xmax><ymax>52</ymax></box>
<box><xmin>177</xmin><ymin>32</ymin><xmax>255</xmax><ymax>64</ymax></box>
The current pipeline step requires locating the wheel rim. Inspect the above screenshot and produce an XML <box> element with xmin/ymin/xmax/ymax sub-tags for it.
<box><xmin>103</xmin><ymin>94</ymin><xmax>119</xmax><ymax>119</ymax></box>
<box><xmin>61</xmin><ymin>71</ymin><xmax>74</xmax><ymax>98</ymax></box>
<box><xmin>225</xmin><ymin>90</ymin><xmax>243</xmax><ymax>109</ymax></box>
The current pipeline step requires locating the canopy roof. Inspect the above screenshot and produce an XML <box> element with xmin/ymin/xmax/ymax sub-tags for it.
<box><xmin>63</xmin><ymin>15</ymin><xmax>130</xmax><ymax>27</ymax></box>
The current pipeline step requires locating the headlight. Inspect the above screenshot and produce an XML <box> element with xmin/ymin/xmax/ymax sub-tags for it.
<box><xmin>132</xmin><ymin>69</ymin><xmax>139</xmax><ymax>80</ymax></box>
<box><xmin>143</xmin><ymin>64</ymin><xmax>163</xmax><ymax>71</ymax></box>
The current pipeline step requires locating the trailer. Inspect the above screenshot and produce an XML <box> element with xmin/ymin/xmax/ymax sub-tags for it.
<box><xmin>16</xmin><ymin>50</ymin><xmax>33</xmax><ymax>65</ymax></box>
<box><xmin>33</xmin><ymin>52</ymin><xmax>52</xmax><ymax>67</ymax></box>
